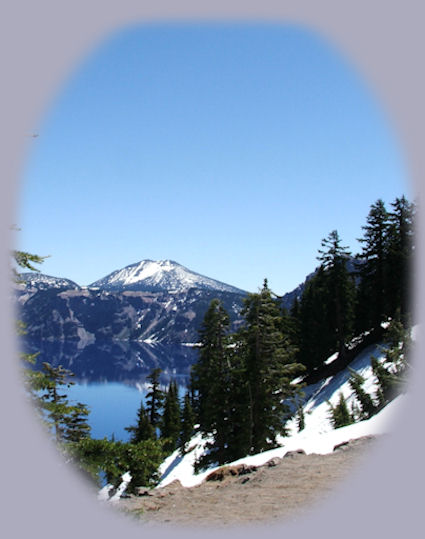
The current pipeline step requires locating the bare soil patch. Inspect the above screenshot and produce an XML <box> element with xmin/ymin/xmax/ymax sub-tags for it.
<box><xmin>116</xmin><ymin>436</ymin><xmax>377</xmax><ymax>528</ymax></box>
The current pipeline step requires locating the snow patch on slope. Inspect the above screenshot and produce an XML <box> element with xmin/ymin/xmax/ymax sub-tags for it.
<box><xmin>19</xmin><ymin>272</ymin><xmax>80</xmax><ymax>290</ymax></box>
<box><xmin>157</xmin><ymin>343</ymin><xmax>401</xmax><ymax>489</ymax></box>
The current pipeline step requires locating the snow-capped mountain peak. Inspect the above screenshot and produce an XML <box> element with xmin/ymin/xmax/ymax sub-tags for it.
<box><xmin>89</xmin><ymin>259</ymin><xmax>246</xmax><ymax>294</ymax></box>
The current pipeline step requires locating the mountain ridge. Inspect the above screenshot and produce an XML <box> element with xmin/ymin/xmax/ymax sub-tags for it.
<box><xmin>88</xmin><ymin>259</ymin><xmax>247</xmax><ymax>295</ymax></box>
<box><xmin>16</xmin><ymin>259</ymin><xmax>322</xmax><ymax>344</ymax></box>
<box><xmin>19</xmin><ymin>272</ymin><xmax>81</xmax><ymax>290</ymax></box>
<box><xmin>16</xmin><ymin>261</ymin><xmax>248</xmax><ymax>343</ymax></box>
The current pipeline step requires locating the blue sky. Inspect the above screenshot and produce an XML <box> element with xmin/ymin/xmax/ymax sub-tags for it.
<box><xmin>17</xmin><ymin>23</ymin><xmax>410</xmax><ymax>294</ymax></box>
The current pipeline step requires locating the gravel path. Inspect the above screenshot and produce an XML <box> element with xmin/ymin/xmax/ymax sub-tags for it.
<box><xmin>116</xmin><ymin>436</ymin><xmax>377</xmax><ymax>528</ymax></box>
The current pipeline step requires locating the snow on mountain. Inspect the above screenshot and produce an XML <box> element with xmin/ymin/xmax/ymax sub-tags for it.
<box><xmin>89</xmin><ymin>259</ymin><xmax>246</xmax><ymax>294</ymax></box>
<box><xmin>18</xmin><ymin>272</ymin><xmax>81</xmax><ymax>290</ymax></box>
<box><xmin>157</xmin><ymin>342</ymin><xmax>404</xmax><ymax>489</ymax></box>
<box><xmin>16</xmin><ymin>263</ymin><xmax>247</xmax><ymax>343</ymax></box>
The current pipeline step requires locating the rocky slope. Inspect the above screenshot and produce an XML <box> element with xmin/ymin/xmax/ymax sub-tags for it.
<box><xmin>16</xmin><ymin>261</ymin><xmax>246</xmax><ymax>343</ymax></box>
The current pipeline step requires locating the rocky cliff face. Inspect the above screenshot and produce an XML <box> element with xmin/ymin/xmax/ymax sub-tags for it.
<box><xmin>16</xmin><ymin>268</ymin><xmax>246</xmax><ymax>343</ymax></box>
<box><xmin>17</xmin><ymin>257</ymin><xmax>332</xmax><ymax>343</ymax></box>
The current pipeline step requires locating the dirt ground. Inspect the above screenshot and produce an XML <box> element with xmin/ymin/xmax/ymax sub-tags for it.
<box><xmin>115</xmin><ymin>435</ymin><xmax>378</xmax><ymax>528</ymax></box>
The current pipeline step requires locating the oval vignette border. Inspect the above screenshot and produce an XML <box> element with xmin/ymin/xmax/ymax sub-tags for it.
<box><xmin>1</xmin><ymin>2</ymin><xmax>424</xmax><ymax>539</ymax></box>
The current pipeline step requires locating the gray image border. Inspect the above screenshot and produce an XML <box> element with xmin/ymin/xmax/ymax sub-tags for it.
<box><xmin>1</xmin><ymin>1</ymin><xmax>424</xmax><ymax>538</ymax></box>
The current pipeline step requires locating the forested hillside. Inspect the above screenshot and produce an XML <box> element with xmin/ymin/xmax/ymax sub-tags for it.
<box><xmin>16</xmin><ymin>195</ymin><xmax>415</xmax><ymax>496</ymax></box>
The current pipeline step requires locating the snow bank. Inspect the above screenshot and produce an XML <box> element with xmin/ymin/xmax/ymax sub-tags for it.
<box><xmin>157</xmin><ymin>342</ymin><xmax>404</xmax><ymax>489</ymax></box>
<box><xmin>158</xmin><ymin>395</ymin><xmax>403</xmax><ymax>488</ymax></box>
<box><xmin>157</xmin><ymin>432</ymin><xmax>212</xmax><ymax>488</ymax></box>
<box><xmin>97</xmin><ymin>472</ymin><xmax>132</xmax><ymax>503</ymax></box>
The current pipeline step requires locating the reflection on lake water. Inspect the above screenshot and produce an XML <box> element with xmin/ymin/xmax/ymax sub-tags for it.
<box><xmin>21</xmin><ymin>339</ymin><xmax>198</xmax><ymax>441</ymax></box>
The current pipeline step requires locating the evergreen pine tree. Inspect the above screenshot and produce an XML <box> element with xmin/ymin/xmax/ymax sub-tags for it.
<box><xmin>317</xmin><ymin>230</ymin><xmax>356</xmax><ymax>360</ymax></box>
<box><xmin>297</xmin><ymin>267</ymin><xmax>334</xmax><ymax>371</ymax></box>
<box><xmin>191</xmin><ymin>299</ymin><xmax>230</xmax><ymax>431</ymax></box>
<box><xmin>328</xmin><ymin>393</ymin><xmax>354</xmax><ymax>428</ymax></box>
<box><xmin>38</xmin><ymin>362</ymin><xmax>91</xmax><ymax>443</ymax></box>
<box><xmin>69</xmin><ymin>437</ymin><xmax>165</xmax><ymax>492</ymax></box>
<box><xmin>239</xmin><ymin>279</ymin><xmax>305</xmax><ymax>454</ymax></box>
<box><xmin>125</xmin><ymin>401</ymin><xmax>155</xmax><ymax>443</ymax></box>
<box><xmin>280</xmin><ymin>305</ymin><xmax>299</xmax><ymax>346</ymax></box>
<box><xmin>386</xmin><ymin>196</ymin><xmax>415</xmax><ymax>323</ymax></box>
<box><xmin>191</xmin><ymin>299</ymin><xmax>239</xmax><ymax>465</ymax></box>
<box><xmin>355</xmin><ymin>199</ymin><xmax>391</xmax><ymax>333</ymax></box>
<box><xmin>287</xmin><ymin>297</ymin><xmax>301</xmax><ymax>353</ymax></box>
<box><xmin>348</xmin><ymin>369</ymin><xmax>377</xmax><ymax>419</ymax></box>
<box><xmin>179</xmin><ymin>392</ymin><xmax>195</xmax><ymax>454</ymax></box>
<box><xmin>187</xmin><ymin>369</ymin><xmax>197</xmax><ymax>418</ymax></box>
<box><xmin>62</xmin><ymin>402</ymin><xmax>91</xmax><ymax>443</ymax></box>
<box><xmin>224</xmin><ymin>335</ymin><xmax>253</xmax><ymax>459</ymax></box>
<box><xmin>12</xmin><ymin>237</ymin><xmax>48</xmax><ymax>282</ymax></box>
<box><xmin>13</xmin><ymin>241</ymin><xmax>92</xmax><ymax>444</ymax></box>
<box><xmin>290</xmin><ymin>296</ymin><xmax>300</xmax><ymax>321</ymax></box>
<box><xmin>13</xmin><ymin>244</ymin><xmax>51</xmax><ymax>413</ymax></box>
<box><xmin>375</xmin><ymin>316</ymin><xmax>411</xmax><ymax>398</ymax></box>
<box><xmin>296</xmin><ymin>405</ymin><xmax>305</xmax><ymax>432</ymax></box>
<box><xmin>145</xmin><ymin>368</ymin><xmax>164</xmax><ymax>430</ymax></box>
<box><xmin>350</xmin><ymin>400</ymin><xmax>361</xmax><ymax>422</ymax></box>
<box><xmin>371</xmin><ymin>356</ymin><xmax>395</xmax><ymax>410</ymax></box>
<box><xmin>160</xmin><ymin>380</ymin><xmax>181</xmax><ymax>453</ymax></box>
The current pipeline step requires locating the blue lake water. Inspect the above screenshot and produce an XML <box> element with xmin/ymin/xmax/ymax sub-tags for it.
<box><xmin>22</xmin><ymin>339</ymin><xmax>198</xmax><ymax>441</ymax></box>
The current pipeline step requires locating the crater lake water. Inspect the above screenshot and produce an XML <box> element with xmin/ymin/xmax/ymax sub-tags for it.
<box><xmin>21</xmin><ymin>339</ymin><xmax>198</xmax><ymax>441</ymax></box>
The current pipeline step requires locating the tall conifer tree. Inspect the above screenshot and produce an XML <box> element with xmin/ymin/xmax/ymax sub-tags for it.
<box><xmin>356</xmin><ymin>199</ymin><xmax>390</xmax><ymax>333</ymax></box>
<box><xmin>191</xmin><ymin>299</ymin><xmax>237</xmax><ymax>465</ymax></box>
<box><xmin>125</xmin><ymin>401</ymin><xmax>155</xmax><ymax>443</ymax></box>
<box><xmin>179</xmin><ymin>392</ymin><xmax>195</xmax><ymax>454</ymax></box>
<box><xmin>239</xmin><ymin>280</ymin><xmax>304</xmax><ymax>454</ymax></box>
<box><xmin>386</xmin><ymin>196</ymin><xmax>415</xmax><ymax>323</ymax></box>
<box><xmin>317</xmin><ymin>230</ymin><xmax>356</xmax><ymax>360</ymax></box>
<box><xmin>145</xmin><ymin>368</ymin><xmax>164</xmax><ymax>429</ymax></box>
<box><xmin>160</xmin><ymin>380</ymin><xmax>181</xmax><ymax>453</ymax></box>
<box><xmin>297</xmin><ymin>267</ymin><xmax>334</xmax><ymax>371</ymax></box>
